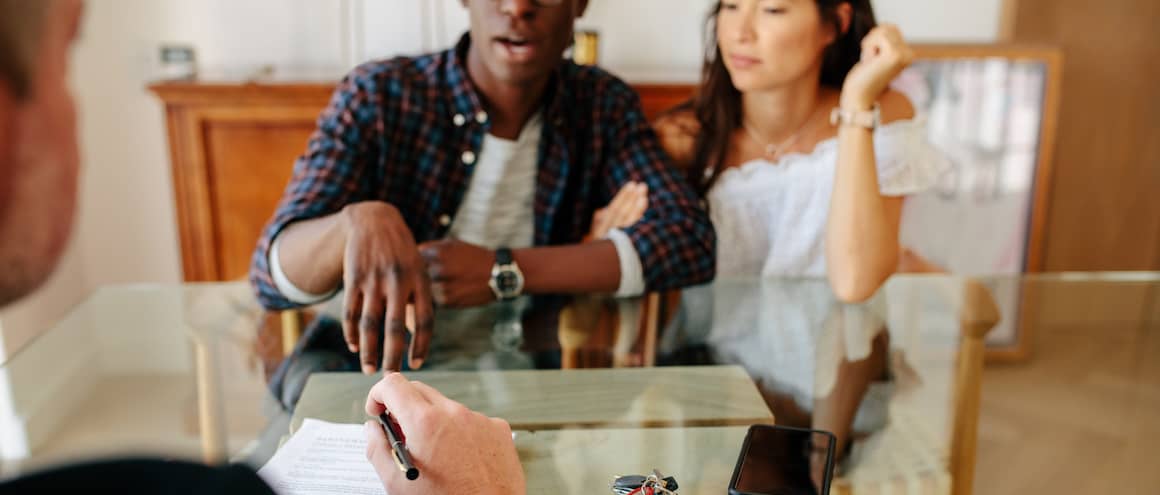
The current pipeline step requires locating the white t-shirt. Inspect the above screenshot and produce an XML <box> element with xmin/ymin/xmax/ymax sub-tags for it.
<box><xmin>269</xmin><ymin>114</ymin><xmax>645</xmax><ymax>304</ymax></box>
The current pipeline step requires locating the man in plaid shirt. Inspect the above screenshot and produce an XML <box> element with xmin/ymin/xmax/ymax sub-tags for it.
<box><xmin>250</xmin><ymin>0</ymin><xmax>715</xmax><ymax>374</ymax></box>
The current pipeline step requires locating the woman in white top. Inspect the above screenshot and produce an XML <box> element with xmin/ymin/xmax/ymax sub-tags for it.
<box><xmin>606</xmin><ymin>0</ymin><xmax>949</xmax><ymax>469</ymax></box>
<box><xmin>655</xmin><ymin>0</ymin><xmax>945</xmax><ymax>293</ymax></box>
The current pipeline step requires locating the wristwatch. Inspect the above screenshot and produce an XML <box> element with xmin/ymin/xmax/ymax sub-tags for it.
<box><xmin>488</xmin><ymin>248</ymin><xmax>525</xmax><ymax>301</ymax></box>
<box><xmin>829</xmin><ymin>103</ymin><xmax>881</xmax><ymax>129</ymax></box>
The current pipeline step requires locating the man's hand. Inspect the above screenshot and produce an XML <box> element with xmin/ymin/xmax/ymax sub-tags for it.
<box><xmin>418</xmin><ymin>239</ymin><xmax>496</xmax><ymax>308</ymax></box>
<box><xmin>364</xmin><ymin>373</ymin><xmax>525</xmax><ymax>495</ymax></box>
<box><xmin>341</xmin><ymin>201</ymin><xmax>434</xmax><ymax>373</ymax></box>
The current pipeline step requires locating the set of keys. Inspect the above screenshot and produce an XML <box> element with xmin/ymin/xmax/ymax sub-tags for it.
<box><xmin>610</xmin><ymin>469</ymin><xmax>679</xmax><ymax>495</ymax></box>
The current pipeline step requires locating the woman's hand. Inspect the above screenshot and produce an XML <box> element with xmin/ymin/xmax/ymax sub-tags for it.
<box><xmin>588</xmin><ymin>182</ymin><xmax>648</xmax><ymax>241</ymax></box>
<box><xmin>840</xmin><ymin>24</ymin><xmax>914</xmax><ymax>110</ymax></box>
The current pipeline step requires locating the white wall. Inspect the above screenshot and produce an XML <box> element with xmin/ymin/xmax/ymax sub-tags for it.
<box><xmin>577</xmin><ymin>0</ymin><xmax>713</xmax><ymax>80</ymax></box>
<box><xmin>874</xmin><ymin>0</ymin><xmax>1006</xmax><ymax>42</ymax></box>
<box><xmin>358</xmin><ymin>0</ymin><xmax>1006</xmax><ymax>81</ymax></box>
<box><xmin>71</xmin><ymin>0</ymin><xmax>183</xmax><ymax>291</ymax></box>
<box><xmin>162</xmin><ymin>0</ymin><xmax>348</xmax><ymax>71</ymax></box>
<box><xmin>359</xmin><ymin>1</ymin><xmax>439</xmax><ymax>60</ymax></box>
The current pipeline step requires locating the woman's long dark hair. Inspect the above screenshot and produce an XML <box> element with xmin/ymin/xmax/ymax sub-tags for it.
<box><xmin>681</xmin><ymin>0</ymin><xmax>878</xmax><ymax>196</ymax></box>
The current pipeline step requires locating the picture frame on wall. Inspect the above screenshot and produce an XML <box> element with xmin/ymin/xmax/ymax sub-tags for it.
<box><xmin>893</xmin><ymin>44</ymin><xmax>1064</xmax><ymax>362</ymax></box>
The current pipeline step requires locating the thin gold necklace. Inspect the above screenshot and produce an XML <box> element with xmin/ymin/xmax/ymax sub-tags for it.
<box><xmin>742</xmin><ymin>105</ymin><xmax>819</xmax><ymax>162</ymax></box>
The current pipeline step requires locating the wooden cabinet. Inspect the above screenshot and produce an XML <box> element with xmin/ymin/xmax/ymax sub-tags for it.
<box><xmin>151</xmin><ymin>82</ymin><xmax>332</xmax><ymax>281</ymax></box>
<box><xmin>150</xmin><ymin>80</ymin><xmax>694</xmax><ymax>282</ymax></box>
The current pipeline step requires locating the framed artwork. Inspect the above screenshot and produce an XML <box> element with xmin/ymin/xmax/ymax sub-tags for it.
<box><xmin>894</xmin><ymin>45</ymin><xmax>1063</xmax><ymax>362</ymax></box>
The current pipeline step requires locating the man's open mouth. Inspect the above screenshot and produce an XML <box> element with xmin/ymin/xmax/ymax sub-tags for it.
<box><xmin>494</xmin><ymin>35</ymin><xmax>538</xmax><ymax>60</ymax></box>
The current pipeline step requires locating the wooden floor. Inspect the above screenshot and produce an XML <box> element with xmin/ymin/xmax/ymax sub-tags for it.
<box><xmin>974</xmin><ymin>321</ymin><xmax>1160</xmax><ymax>494</ymax></box>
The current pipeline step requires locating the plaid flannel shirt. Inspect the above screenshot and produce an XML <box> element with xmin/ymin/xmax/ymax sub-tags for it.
<box><xmin>250</xmin><ymin>35</ymin><xmax>715</xmax><ymax>310</ymax></box>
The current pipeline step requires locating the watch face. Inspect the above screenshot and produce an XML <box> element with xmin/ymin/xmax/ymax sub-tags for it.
<box><xmin>496</xmin><ymin>270</ymin><xmax>521</xmax><ymax>292</ymax></box>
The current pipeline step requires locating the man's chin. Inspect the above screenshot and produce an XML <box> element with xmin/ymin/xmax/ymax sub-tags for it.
<box><xmin>491</xmin><ymin>64</ymin><xmax>555</xmax><ymax>87</ymax></box>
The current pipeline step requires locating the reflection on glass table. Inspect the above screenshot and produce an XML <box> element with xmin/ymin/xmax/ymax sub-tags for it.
<box><xmin>1</xmin><ymin>273</ymin><xmax>1154</xmax><ymax>495</ymax></box>
<box><xmin>285</xmin><ymin>276</ymin><xmax>1001</xmax><ymax>495</ymax></box>
<box><xmin>0</xmin><ymin>283</ymin><xmax>272</xmax><ymax>474</ymax></box>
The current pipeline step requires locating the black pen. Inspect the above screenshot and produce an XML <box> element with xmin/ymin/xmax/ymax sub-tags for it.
<box><xmin>378</xmin><ymin>411</ymin><xmax>420</xmax><ymax>480</ymax></box>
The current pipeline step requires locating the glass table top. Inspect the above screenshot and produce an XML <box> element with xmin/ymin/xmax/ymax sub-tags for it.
<box><xmin>0</xmin><ymin>273</ymin><xmax>1155</xmax><ymax>493</ymax></box>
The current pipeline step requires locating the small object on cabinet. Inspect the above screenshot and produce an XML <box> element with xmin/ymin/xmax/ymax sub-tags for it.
<box><xmin>159</xmin><ymin>45</ymin><xmax>197</xmax><ymax>81</ymax></box>
<box><xmin>573</xmin><ymin>30</ymin><xmax>599</xmax><ymax>66</ymax></box>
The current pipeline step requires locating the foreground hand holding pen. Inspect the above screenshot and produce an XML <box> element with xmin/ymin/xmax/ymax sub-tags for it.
<box><xmin>363</xmin><ymin>373</ymin><xmax>526</xmax><ymax>495</ymax></box>
<box><xmin>377</xmin><ymin>411</ymin><xmax>419</xmax><ymax>481</ymax></box>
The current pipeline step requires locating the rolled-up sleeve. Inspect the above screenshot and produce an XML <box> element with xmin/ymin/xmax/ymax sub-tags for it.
<box><xmin>600</xmin><ymin>86</ymin><xmax>716</xmax><ymax>291</ymax></box>
<box><xmin>249</xmin><ymin>66</ymin><xmax>382</xmax><ymax>310</ymax></box>
<box><xmin>607</xmin><ymin>229</ymin><xmax>645</xmax><ymax>297</ymax></box>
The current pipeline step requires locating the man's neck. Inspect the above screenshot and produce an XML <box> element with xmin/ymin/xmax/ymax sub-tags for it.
<box><xmin>465</xmin><ymin>44</ymin><xmax>552</xmax><ymax>140</ymax></box>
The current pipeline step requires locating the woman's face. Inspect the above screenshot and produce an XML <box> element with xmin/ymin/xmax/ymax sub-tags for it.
<box><xmin>716</xmin><ymin>0</ymin><xmax>838</xmax><ymax>92</ymax></box>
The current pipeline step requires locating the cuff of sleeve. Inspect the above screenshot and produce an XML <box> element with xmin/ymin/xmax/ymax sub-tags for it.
<box><xmin>607</xmin><ymin>229</ymin><xmax>646</xmax><ymax>297</ymax></box>
<box><xmin>270</xmin><ymin>234</ymin><xmax>338</xmax><ymax>305</ymax></box>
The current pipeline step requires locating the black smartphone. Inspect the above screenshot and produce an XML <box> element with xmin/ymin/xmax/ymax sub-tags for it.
<box><xmin>728</xmin><ymin>424</ymin><xmax>837</xmax><ymax>495</ymax></box>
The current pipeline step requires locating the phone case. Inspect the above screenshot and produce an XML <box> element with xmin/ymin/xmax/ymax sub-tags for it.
<box><xmin>727</xmin><ymin>424</ymin><xmax>837</xmax><ymax>495</ymax></box>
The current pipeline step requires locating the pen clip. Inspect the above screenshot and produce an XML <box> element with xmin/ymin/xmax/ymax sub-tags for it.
<box><xmin>378</xmin><ymin>413</ymin><xmax>407</xmax><ymax>472</ymax></box>
<box><xmin>390</xmin><ymin>441</ymin><xmax>408</xmax><ymax>472</ymax></box>
<box><xmin>379</xmin><ymin>412</ymin><xmax>420</xmax><ymax>480</ymax></box>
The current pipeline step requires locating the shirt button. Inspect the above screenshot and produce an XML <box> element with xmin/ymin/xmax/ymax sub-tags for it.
<box><xmin>453</xmin><ymin>114</ymin><xmax>466</xmax><ymax>127</ymax></box>
<box><xmin>475</xmin><ymin>111</ymin><xmax>489</xmax><ymax>124</ymax></box>
<box><xmin>461</xmin><ymin>150</ymin><xmax>476</xmax><ymax>165</ymax></box>
<box><xmin>439</xmin><ymin>214</ymin><xmax>452</xmax><ymax>227</ymax></box>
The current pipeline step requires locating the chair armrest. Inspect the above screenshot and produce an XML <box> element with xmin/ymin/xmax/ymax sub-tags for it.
<box><xmin>959</xmin><ymin>278</ymin><xmax>1002</xmax><ymax>340</ymax></box>
<box><xmin>950</xmin><ymin>278</ymin><xmax>1001</xmax><ymax>495</ymax></box>
<box><xmin>280</xmin><ymin>310</ymin><xmax>304</xmax><ymax>357</ymax></box>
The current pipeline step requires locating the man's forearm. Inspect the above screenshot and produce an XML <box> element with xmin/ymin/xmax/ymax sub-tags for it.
<box><xmin>513</xmin><ymin>240</ymin><xmax>621</xmax><ymax>295</ymax></box>
<box><xmin>275</xmin><ymin>211</ymin><xmax>347</xmax><ymax>295</ymax></box>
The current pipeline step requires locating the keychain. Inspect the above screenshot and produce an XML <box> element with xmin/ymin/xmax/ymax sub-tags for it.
<box><xmin>611</xmin><ymin>469</ymin><xmax>679</xmax><ymax>495</ymax></box>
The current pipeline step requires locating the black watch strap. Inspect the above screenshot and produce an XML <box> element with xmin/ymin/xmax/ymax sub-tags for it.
<box><xmin>495</xmin><ymin>247</ymin><xmax>513</xmax><ymax>265</ymax></box>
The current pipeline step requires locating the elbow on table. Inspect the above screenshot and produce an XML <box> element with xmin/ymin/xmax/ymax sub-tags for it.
<box><xmin>690</xmin><ymin>229</ymin><xmax>719</xmax><ymax>287</ymax></box>
<box><xmin>829</xmin><ymin>273</ymin><xmax>885</xmax><ymax>303</ymax></box>
<box><xmin>249</xmin><ymin>259</ymin><xmax>306</xmax><ymax>311</ymax></box>
<box><xmin>670</xmin><ymin>220</ymin><xmax>717</xmax><ymax>289</ymax></box>
<box><xmin>828</xmin><ymin>259</ymin><xmax>897</xmax><ymax>303</ymax></box>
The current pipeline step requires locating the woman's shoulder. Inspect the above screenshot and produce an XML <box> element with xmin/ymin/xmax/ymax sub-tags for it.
<box><xmin>871</xmin><ymin>89</ymin><xmax>952</xmax><ymax>196</ymax></box>
<box><xmin>652</xmin><ymin>110</ymin><xmax>701</xmax><ymax>168</ymax></box>
<box><xmin>878</xmin><ymin>89</ymin><xmax>916</xmax><ymax>125</ymax></box>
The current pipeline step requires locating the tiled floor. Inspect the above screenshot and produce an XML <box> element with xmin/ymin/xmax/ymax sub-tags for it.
<box><xmin>974</xmin><ymin>321</ymin><xmax>1160</xmax><ymax>494</ymax></box>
